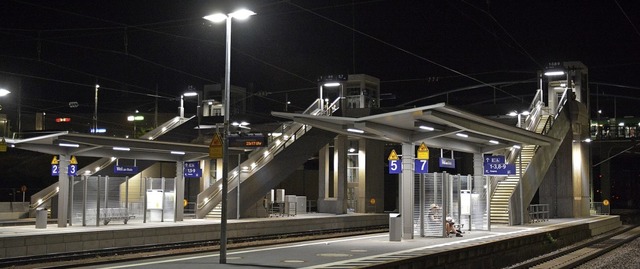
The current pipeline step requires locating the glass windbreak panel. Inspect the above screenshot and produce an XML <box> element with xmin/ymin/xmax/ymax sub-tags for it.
<box><xmin>471</xmin><ymin>176</ymin><xmax>489</xmax><ymax>230</ymax></box>
<box><xmin>76</xmin><ymin>176</ymin><xmax>103</xmax><ymax>226</ymax></box>
<box><xmin>71</xmin><ymin>176</ymin><xmax>89</xmax><ymax>225</ymax></box>
<box><xmin>145</xmin><ymin>177</ymin><xmax>176</xmax><ymax>222</ymax></box>
<box><xmin>124</xmin><ymin>176</ymin><xmax>144</xmax><ymax>222</ymax></box>
<box><xmin>347</xmin><ymin>187</ymin><xmax>358</xmax><ymax>212</ymax></box>
<box><xmin>411</xmin><ymin>173</ymin><xmax>445</xmax><ymax>237</ymax></box>
<box><xmin>424</xmin><ymin>173</ymin><xmax>444</xmax><ymax>237</ymax></box>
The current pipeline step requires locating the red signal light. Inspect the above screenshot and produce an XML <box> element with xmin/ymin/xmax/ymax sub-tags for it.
<box><xmin>56</xmin><ymin>118</ymin><xmax>71</xmax><ymax>123</ymax></box>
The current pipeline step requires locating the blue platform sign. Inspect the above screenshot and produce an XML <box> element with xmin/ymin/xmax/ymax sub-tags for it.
<box><xmin>68</xmin><ymin>164</ymin><xmax>78</xmax><ymax>176</ymax></box>
<box><xmin>483</xmin><ymin>163</ymin><xmax>516</xmax><ymax>175</ymax></box>
<box><xmin>51</xmin><ymin>164</ymin><xmax>59</xmax><ymax>176</ymax></box>
<box><xmin>415</xmin><ymin>159</ymin><xmax>428</xmax><ymax>173</ymax></box>
<box><xmin>484</xmin><ymin>155</ymin><xmax>505</xmax><ymax>164</ymax></box>
<box><xmin>439</xmin><ymin>158</ymin><xmax>456</xmax><ymax>169</ymax></box>
<box><xmin>114</xmin><ymin>166</ymin><xmax>138</xmax><ymax>174</ymax></box>
<box><xmin>184</xmin><ymin>161</ymin><xmax>202</xmax><ymax>177</ymax></box>
<box><xmin>389</xmin><ymin>160</ymin><xmax>402</xmax><ymax>174</ymax></box>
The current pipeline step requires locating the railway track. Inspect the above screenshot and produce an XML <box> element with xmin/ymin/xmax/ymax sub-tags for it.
<box><xmin>506</xmin><ymin>225</ymin><xmax>640</xmax><ymax>269</ymax></box>
<box><xmin>1</xmin><ymin>225</ymin><xmax>388</xmax><ymax>269</ymax></box>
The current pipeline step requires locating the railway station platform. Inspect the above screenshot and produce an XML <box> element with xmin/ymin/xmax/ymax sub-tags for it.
<box><xmin>0</xmin><ymin>214</ymin><xmax>622</xmax><ymax>268</ymax></box>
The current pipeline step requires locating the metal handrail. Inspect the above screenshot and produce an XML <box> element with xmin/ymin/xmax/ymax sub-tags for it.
<box><xmin>196</xmin><ymin>97</ymin><xmax>340</xmax><ymax>213</ymax></box>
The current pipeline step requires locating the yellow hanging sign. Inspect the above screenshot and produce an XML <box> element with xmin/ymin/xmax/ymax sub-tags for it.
<box><xmin>417</xmin><ymin>142</ymin><xmax>429</xmax><ymax>160</ymax></box>
<box><xmin>70</xmin><ymin>156</ymin><xmax>78</xmax><ymax>165</ymax></box>
<box><xmin>387</xmin><ymin>149</ymin><xmax>399</xmax><ymax>161</ymax></box>
<box><xmin>51</xmin><ymin>156</ymin><xmax>59</xmax><ymax>165</ymax></box>
<box><xmin>0</xmin><ymin>137</ymin><xmax>6</xmax><ymax>152</ymax></box>
<box><xmin>209</xmin><ymin>133</ymin><xmax>223</xmax><ymax>159</ymax></box>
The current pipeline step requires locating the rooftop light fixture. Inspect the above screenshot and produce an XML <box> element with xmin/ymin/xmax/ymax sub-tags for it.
<box><xmin>347</xmin><ymin>128</ymin><xmax>364</xmax><ymax>134</ymax></box>
<box><xmin>419</xmin><ymin>125</ymin><xmax>435</xmax><ymax>131</ymax></box>
<box><xmin>455</xmin><ymin>133</ymin><xmax>468</xmax><ymax>138</ymax></box>
<box><xmin>489</xmin><ymin>140</ymin><xmax>500</xmax><ymax>144</ymax></box>
<box><xmin>0</xmin><ymin>89</ymin><xmax>10</xmax><ymax>97</ymax></box>
<box><xmin>171</xmin><ymin>151</ymin><xmax>185</xmax><ymax>155</ymax></box>
<box><xmin>112</xmin><ymin>147</ymin><xmax>130</xmax><ymax>151</ymax></box>
<box><xmin>59</xmin><ymin>143</ymin><xmax>79</xmax><ymax>148</ymax></box>
<box><xmin>323</xmin><ymin>82</ymin><xmax>341</xmax><ymax>87</ymax></box>
<box><xmin>512</xmin><ymin>145</ymin><xmax>521</xmax><ymax>149</ymax></box>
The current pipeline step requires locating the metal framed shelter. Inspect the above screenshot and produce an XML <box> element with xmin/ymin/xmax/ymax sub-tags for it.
<box><xmin>5</xmin><ymin>132</ymin><xmax>216</xmax><ymax>228</ymax></box>
<box><xmin>273</xmin><ymin>102</ymin><xmax>558</xmax><ymax>239</ymax></box>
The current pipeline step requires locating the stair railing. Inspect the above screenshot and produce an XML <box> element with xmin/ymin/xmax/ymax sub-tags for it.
<box><xmin>196</xmin><ymin>97</ymin><xmax>341</xmax><ymax>216</ymax></box>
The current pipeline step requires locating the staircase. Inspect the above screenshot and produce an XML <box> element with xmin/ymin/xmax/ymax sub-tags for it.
<box><xmin>196</xmin><ymin>98</ymin><xmax>340</xmax><ymax>219</ymax></box>
<box><xmin>490</xmin><ymin>97</ymin><xmax>550</xmax><ymax>224</ymax></box>
<box><xmin>206</xmin><ymin>204</ymin><xmax>222</xmax><ymax>219</ymax></box>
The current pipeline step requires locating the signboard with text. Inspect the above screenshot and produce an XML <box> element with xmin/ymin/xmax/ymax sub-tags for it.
<box><xmin>184</xmin><ymin>161</ymin><xmax>202</xmax><ymax>177</ymax></box>
<box><xmin>114</xmin><ymin>166</ymin><xmax>138</xmax><ymax>174</ymax></box>
<box><xmin>483</xmin><ymin>163</ymin><xmax>516</xmax><ymax>175</ymax></box>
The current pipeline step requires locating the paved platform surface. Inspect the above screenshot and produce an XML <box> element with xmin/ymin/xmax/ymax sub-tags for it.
<box><xmin>57</xmin><ymin>216</ymin><xmax>617</xmax><ymax>269</ymax></box>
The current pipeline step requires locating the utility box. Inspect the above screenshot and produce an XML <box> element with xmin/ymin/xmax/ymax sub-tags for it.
<box><xmin>389</xmin><ymin>213</ymin><xmax>401</xmax><ymax>241</ymax></box>
<box><xmin>36</xmin><ymin>209</ymin><xmax>47</xmax><ymax>229</ymax></box>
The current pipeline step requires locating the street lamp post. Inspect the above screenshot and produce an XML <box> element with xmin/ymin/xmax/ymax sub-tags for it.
<box><xmin>94</xmin><ymin>84</ymin><xmax>99</xmax><ymax>134</ymax></box>
<box><xmin>204</xmin><ymin>8</ymin><xmax>255</xmax><ymax>264</ymax></box>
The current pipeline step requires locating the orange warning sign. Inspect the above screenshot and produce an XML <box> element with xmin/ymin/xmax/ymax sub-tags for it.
<box><xmin>209</xmin><ymin>133</ymin><xmax>223</xmax><ymax>159</ymax></box>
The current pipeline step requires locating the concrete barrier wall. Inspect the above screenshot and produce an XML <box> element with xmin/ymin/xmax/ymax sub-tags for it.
<box><xmin>0</xmin><ymin>214</ymin><xmax>389</xmax><ymax>259</ymax></box>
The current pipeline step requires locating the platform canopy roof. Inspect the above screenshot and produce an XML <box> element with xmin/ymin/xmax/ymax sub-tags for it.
<box><xmin>272</xmin><ymin>103</ymin><xmax>558</xmax><ymax>153</ymax></box>
<box><xmin>5</xmin><ymin>132</ymin><xmax>214</xmax><ymax>162</ymax></box>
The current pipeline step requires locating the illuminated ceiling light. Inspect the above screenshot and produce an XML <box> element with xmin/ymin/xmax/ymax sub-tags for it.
<box><xmin>162</xmin><ymin>127</ymin><xmax>167</xmax><ymax>132</ymax></box>
<box><xmin>56</xmin><ymin>187</ymin><xmax>59</xmax><ymax>192</ymax></box>
<box><xmin>37</xmin><ymin>199</ymin><xmax>43</xmax><ymax>204</ymax></box>
<box><xmin>348</xmin><ymin>147</ymin><xmax>356</xmax><ymax>153</ymax></box>
<box><xmin>323</xmin><ymin>82</ymin><xmax>341</xmax><ymax>87</ymax></box>
<box><xmin>489</xmin><ymin>140</ymin><xmax>500</xmax><ymax>144</ymax></box>
<box><xmin>148</xmin><ymin>137</ymin><xmax>154</xmax><ymax>140</ymax></box>
<box><xmin>521</xmin><ymin>111</ymin><xmax>530</xmax><ymax>116</ymax></box>
<box><xmin>263</xmin><ymin>151</ymin><xmax>270</xmax><ymax>157</ymax></box>
<box><xmin>84</xmin><ymin>170</ymin><xmax>91</xmax><ymax>175</ymax></box>
<box><xmin>513</xmin><ymin>145</ymin><xmax>521</xmax><ymax>149</ymax></box>
<box><xmin>59</xmin><ymin>143</ymin><xmax>79</xmax><ymax>148</ymax></box>
<box><xmin>347</xmin><ymin>128</ymin><xmax>364</xmax><ymax>134</ymax></box>
<box><xmin>171</xmin><ymin>151</ymin><xmax>185</xmax><ymax>155</ymax></box>
<box><xmin>110</xmin><ymin>157</ymin><xmax>117</xmax><ymax>161</ymax></box>
<box><xmin>544</xmin><ymin>70</ymin><xmax>565</xmax><ymax>76</ymax></box>
<box><xmin>113</xmin><ymin>147</ymin><xmax>130</xmax><ymax>151</ymax></box>
<box><xmin>583</xmin><ymin>138</ymin><xmax>592</xmax><ymax>143</ymax></box>
<box><xmin>203</xmin><ymin>197</ymin><xmax>209</xmax><ymax>203</ymax></box>
<box><xmin>618</xmin><ymin>122</ymin><xmax>624</xmax><ymax>126</ymax></box>
<box><xmin>507</xmin><ymin>111</ymin><xmax>518</xmax><ymax>117</ymax></box>
<box><xmin>455</xmin><ymin>133</ymin><xmax>468</xmax><ymax>138</ymax></box>
<box><xmin>419</xmin><ymin>125</ymin><xmax>435</xmax><ymax>131</ymax></box>
<box><xmin>242</xmin><ymin>166</ymin><xmax>249</xmax><ymax>171</ymax></box>
<box><xmin>95</xmin><ymin>166</ymin><xmax>100</xmax><ymax>172</ymax></box>
<box><xmin>232</xmin><ymin>171</ymin><xmax>238</xmax><ymax>176</ymax></box>
<box><xmin>203</xmin><ymin>13</ymin><xmax>227</xmax><ymax>23</ymax></box>
<box><xmin>251</xmin><ymin>162</ymin><xmax>257</xmax><ymax>168</ymax></box>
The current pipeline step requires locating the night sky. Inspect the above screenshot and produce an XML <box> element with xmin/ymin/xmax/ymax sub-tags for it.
<box><xmin>1</xmin><ymin>1</ymin><xmax>640</xmax><ymax>196</ymax></box>
<box><xmin>1</xmin><ymin>1</ymin><xmax>639</xmax><ymax>118</ymax></box>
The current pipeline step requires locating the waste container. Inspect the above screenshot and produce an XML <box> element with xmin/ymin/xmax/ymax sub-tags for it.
<box><xmin>389</xmin><ymin>213</ymin><xmax>401</xmax><ymax>241</ymax></box>
<box><xmin>36</xmin><ymin>208</ymin><xmax>47</xmax><ymax>229</ymax></box>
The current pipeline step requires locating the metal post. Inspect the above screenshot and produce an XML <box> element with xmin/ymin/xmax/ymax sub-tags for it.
<box><xmin>96</xmin><ymin>176</ymin><xmax>101</xmax><ymax>227</ymax></box>
<box><xmin>82</xmin><ymin>176</ymin><xmax>87</xmax><ymax>226</ymax></box>
<box><xmin>125</xmin><ymin>176</ymin><xmax>129</xmax><ymax>219</ymax></box>
<box><xmin>237</xmin><ymin>154</ymin><xmax>241</xmax><ymax>219</ymax></box>
<box><xmin>93</xmin><ymin>84</ymin><xmax>99</xmax><ymax>133</ymax></box>
<box><xmin>220</xmin><ymin>15</ymin><xmax>232</xmax><ymax>264</ymax></box>
<box><xmin>161</xmin><ymin>177</ymin><xmax>165</xmax><ymax>222</ymax></box>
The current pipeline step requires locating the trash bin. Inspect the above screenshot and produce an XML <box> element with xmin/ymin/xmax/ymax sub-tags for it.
<box><xmin>36</xmin><ymin>208</ymin><xmax>47</xmax><ymax>229</ymax></box>
<box><xmin>389</xmin><ymin>213</ymin><xmax>401</xmax><ymax>241</ymax></box>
